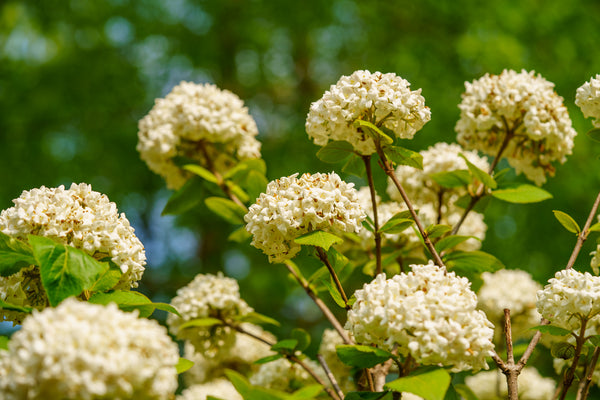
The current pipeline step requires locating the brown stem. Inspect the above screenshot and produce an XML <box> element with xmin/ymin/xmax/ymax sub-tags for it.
<box><xmin>503</xmin><ymin>309</ymin><xmax>519</xmax><ymax>400</ymax></box>
<box><xmin>317</xmin><ymin>354</ymin><xmax>345</xmax><ymax>400</ymax></box>
<box><xmin>566</xmin><ymin>191</ymin><xmax>600</xmax><ymax>270</ymax></box>
<box><xmin>516</xmin><ymin>318</ymin><xmax>549</xmax><ymax>369</ymax></box>
<box><xmin>316</xmin><ymin>247</ymin><xmax>350</xmax><ymax>310</ymax></box>
<box><xmin>363</xmin><ymin>155</ymin><xmax>383</xmax><ymax>275</ymax></box>
<box><xmin>559</xmin><ymin>318</ymin><xmax>589</xmax><ymax>400</ymax></box>
<box><xmin>577</xmin><ymin>346</ymin><xmax>600</xmax><ymax>400</ymax></box>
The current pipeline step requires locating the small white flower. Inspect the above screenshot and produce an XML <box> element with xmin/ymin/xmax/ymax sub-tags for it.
<box><xmin>244</xmin><ymin>172</ymin><xmax>365</xmax><ymax>263</ymax></box>
<box><xmin>346</xmin><ymin>262</ymin><xmax>495</xmax><ymax>372</ymax></box>
<box><xmin>177</xmin><ymin>379</ymin><xmax>243</xmax><ymax>400</ymax></box>
<box><xmin>306</xmin><ymin>70</ymin><xmax>430</xmax><ymax>155</ymax></box>
<box><xmin>575</xmin><ymin>74</ymin><xmax>600</xmax><ymax>128</ymax></box>
<box><xmin>137</xmin><ymin>81</ymin><xmax>261</xmax><ymax>189</ymax></box>
<box><xmin>465</xmin><ymin>367</ymin><xmax>555</xmax><ymax>400</ymax></box>
<box><xmin>0</xmin><ymin>299</ymin><xmax>179</xmax><ymax>399</ymax></box>
<box><xmin>456</xmin><ymin>69</ymin><xmax>576</xmax><ymax>185</ymax></box>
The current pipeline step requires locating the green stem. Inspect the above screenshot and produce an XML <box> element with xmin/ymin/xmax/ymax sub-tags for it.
<box><xmin>316</xmin><ymin>247</ymin><xmax>350</xmax><ymax>310</ymax></box>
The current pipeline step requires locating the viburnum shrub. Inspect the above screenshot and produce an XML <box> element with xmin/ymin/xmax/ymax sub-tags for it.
<box><xmin>2</xmin><ymin>71</ymin><xmax>600</xmax><ymax>400</ymax></box>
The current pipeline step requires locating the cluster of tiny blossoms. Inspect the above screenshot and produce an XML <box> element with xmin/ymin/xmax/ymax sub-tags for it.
<box><xmin>536</xmin><ymin>268</ymin><xmax>600</xmax><ymax>331</ymax></box>
<box><xmin>575</xmin><ymin>74</ymin><xmax>600</xmax><ymax>127</ymax></box>
<box><xmin>306</xmin><ymin>70</ymin><xmax>431</xmax><ymax>155</ymax></box>
<box><xmin>177</xmin><ymin>379</ymin><xmax>243</xmax><ymax>400</ymax></box>
<box><xmin>456</xmin><ymin>69</ymin><xmax>576</xmax><ymax>185</ymax></box>
<box><xmin>167</xmin><ymin>272</ymin><xmax>253</xmax><ymax>357</ymax></box>
<box><xmin>346</xmin><ymin>262</ymin><xmax>495</xmax><ymax>372</ymax></box>
<box><xmin>137</xmin><ymin>81</ymin><xmax>261</xmax><ymax>189</ymax></box>
<box><xmin>465</xmin><ymin>367</ymin><xmax>555</xmax><ymax>400</ymax></box>
<box><xmin>0</xmin><ymin>299</ymin><xmax>179</xmax><ymax>399</ymax></box>
<box><xmin>244</xmin><ymin>172</ymin><xmax>364</xmax><ymax>263</ymax></box>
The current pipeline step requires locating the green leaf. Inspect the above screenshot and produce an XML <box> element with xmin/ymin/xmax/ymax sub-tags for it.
<box><xmin>225</xmin><ymin>369</ymin><xmax>286</xmax><ymax>400</ymax></box>
<box><xmin>589</xmin><ymin>222</ymin><xmax>600</xmax><ymax>233</ymax></box>
<box><xmin>354</xmin><ymin>119</ymin><xmax>394</xmax><ymax>144</ymax></box>
<box><xmin>288</xmin><ymin>385</ymin><xmax>324</xmax><ymax>400</ymax></box>
<box><xmin>384</xmin><ymin>145</ymin><xmax>424</xmax><ymax>170</ymax></box>
<box><xmin>316</xmin><ymin>140</ymin><xmax>354</xmax><ymax>163</ymax></box>
<box><xmin>0</xmin><ymin>336</ymin><xmax>9</xmax><ymax>350</ymax></box>
<box><xmin>228</xmin><ymin>226</ymin><xmax>252</xmax><ymax>243</ymax></box>
<box><xmin>343</xmin><ymin>154</ymin><xmax>366</xmax><ymax>177</ymax></box>
<box><xmin>345</xmin><ymin>393</ymin><xmax>393</xmax><ymax>400</ymax></box>
<box><xmin>531</xmin><ymin>325</ymin><xmax>571</xmax><ymax>336</ymax></box>
<box><xmin>385</xmin><ymin>367</ymin><xmax>451</xmax><ymax>400</ymax></box>
<box><xmin>443</xmin><ymin>385</ymin><xmax>460</xmax><ymax>400</ymax></box>
<box><xmin>176</xmin><ymin>358</ymin><xmax>194</xmax><ymax>374</ymax></box>
<box><xmin>552</xmin><ymin>210</ymin><xmax>581</xmax><ymax>234</ymax></box>
<box><xmin>271</xmin><ymin>339</ymin><xmax>298</xmax><ymax>353</ymax></box>
<box><xmin>224</xmin><ymin>159</ymin><xmax>267</xmax><ymax>180</ymax></box>
<box><xmin>454</xmin><ymin>194</ymin><xmax>492</xmax><ymax>212</ymax></box>
<box><xmin>443</xmin><ymin>250</ymin><xmax>504</xmax><ymax>273</ymax></box>
<box><xmin>0</xmin><ymin>298</ymin><xmax>33</xmax><ymax>313</ymax></box>
<box><xmin>322</xmin><ymin>278</ymin><xmax>347</xmax><ymax>308</ymax></box>
<box><xmin>552</xmin><ymin>342</ymin><xmax>575</xmax><ymax>359</ymax></box>
<box><xmin>430</xmin><ymin>170</ymin><xmax>471</xmax><ymax>188</ymax></box>
<box><xmin>380</xmin><ymin>213</ymin><xmax>414</xmax><ymax>234</ymax></box>
<box><xmin>236</xmin><ymin>311</ymin><xmax>281</xmax><ymax>326</ymax></box>
<box><xmin>290</xmin><ymin>328</ymin><xmax>311</xmax><ymax>352</ymax></box>
<box><xmin>178</xmin><ymin>317</ymin><xmax>224</xmax><ymax>330</ymax></box>
<box><xmin>204</xmin><ymin>197</ymin><xmax>247</xmax><ymax>224</ymax></box>
<box><xmin>0</xmin><ymin>232</ymin><xmax>37</xmax><ymax>277</ymax></box>
<box><xmin>183</xmin><ymin>164</ymin><xmax>218</xmax><ymax>184</ymax></box>
<box><xmin>587</xmin><ymin>128</ymin><xmax>600</xmax><ymax>142</ymax></box>
<box><xmin>459</xmin><ymin>154</ymin><xmax>497</xmax><ymax>189</ymax></box>
<box><xmin>435</xmin><ymin>235</ymin><xmax>477</xmax><ymax>253</ymax></box>
<box><xmin>336</xmin><ymin>344</ymin><xmax>394</xmax><ymax>368</ymax></box>
<box><xmin>425</xmin><ymin>224</ymin><xmax>452</xmax><ymax>239</ymax></box>
<box><xmin>225</xmin><ymin>181</ymin><xmax>250</xmax><ymax>204</ymax></box>
<box><xmin>254</xmin><ymin>354</ymin><xmax>284</xmax><ymax>364</ymax></box>
<box><xmin>88</xmin><ymin>290</ymin><xmax>180</xmax><ymax>318</ymax></box>
<box><xmin>30</xmin><ymin>235</ymin><xmax>108</xmax><ymax>306</ymax></box>
<box><xmin>88</xmin><ymin>261</ymin><xmax>123</xmax><ymax>292</ymax></box>
<box><xmin>453</xmin><ymin>384</ymin><xmax>479</xmax><ymax>400</ymax></box>
<box><xmin>294</xmin><ymin>231</ymin><xmax>343</xmax><ymax>251</ymax></box>
<box><xmin>589</xmin><ymin>335</ymin><xmax>600</xmax><ymax>347</ymax></box>
<box><xmin>161</xmin><ymin>177</ymin><xmax>204</xmax><ymax>215</ymax></box>
<box><xmin>245</xmin><ymin>170</ymin><xmax>269</xmax><ymax>201</ymax></box>
<box><xmin>491</xmin><ymin>184</ymin><xmax>552</xmax><ymax>203</ymax></box>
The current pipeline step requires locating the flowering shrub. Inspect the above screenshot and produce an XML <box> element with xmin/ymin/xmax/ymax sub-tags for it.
<box><xmin>2</xmin><ymin>68</ymin><xmax>600</xmax><ymax>400</ymax></box>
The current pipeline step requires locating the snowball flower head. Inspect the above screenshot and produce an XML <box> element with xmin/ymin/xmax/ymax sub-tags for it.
<box><xmin>177</xmin><ymin>379</ymin><xmax>242</xmax><ymax>400</ymax></box>
<box><xmin>137</xmin><ymin>81</ymin><xmax>261</xmax><ymax>189</ymax></box>
<box><xmin>575</xmin><ymin>74</ymin><xmax>600</xmax><ymax>127</ymax></box>
<box><xmin>244</xmin><ymin>172</ymin><xmax>365</xmax><ymax>263</ymax></box>
<box><xmin>306</xmin><ymin>70</ymin><xmax>431</xmax><ymax>155</ymax></box>
<box><xmin>536</xmin><ymin>268</ymin><xmax>600</xmax><ymax>330</ymax></box>
<box><xmin>346</xmin><ymin>262</ymin><xmax>495</xmax><ymax>372</ymax></box>
<box><xmin>465</xmin><ymin>367</ymin><xmax>555</xmax><ymax>400</ymax></box>
<box><xmin>167</xmin><ymin>272</ymin><xmax>253</xmax><ymax>357</ymax></box>
<box><xmin>0</xmin><ymin>298</ymin><xmax>179</xmax><ymax>399</ymax></box>
<box><xmin>456</xmin><ymin>69</ymin><xmax>576</xmax><ymax>185</ymax></box>
<box><xmin>0</xmin><ymin>183</ymin><xmax>145</xmax><ymax>323</ymax></box>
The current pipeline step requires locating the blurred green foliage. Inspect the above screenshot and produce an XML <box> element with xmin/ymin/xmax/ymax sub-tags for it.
<box><xmin>2</xmin><ymin>0</ymin><xmax>600</xmax><ymax>347</ymax></box>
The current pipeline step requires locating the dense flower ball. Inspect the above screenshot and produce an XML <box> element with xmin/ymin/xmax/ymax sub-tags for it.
<box><xmin>244</xmin><ymin>172</ymin><xmax>365</xmax><ymax>263</ymax></box>
<box><xmin>536</xmin><ymin>269</ymin><xmax>600</xmax><ymax>330</ymax></box>
<box><xmin>306</xmin><ymin>70</ymin><xmax>431</xmax><ymax>155</ymax></box>
<box><xmin>575</xmin><ymin>74</ymin><xmax>600</xmax><ymax>127</ymax></box>
<box><xmin>456</xmin><ymin>69</ymin><xmax>576</xmax><ymax>185</ymax></box>
<box><xmin>167</xmin><ymin>272</ymin><xmax>253</xmax><ymax>357</ymax></box>
<box><xmin>0</xmin><ymin>299</ymin><xmax>179</xmax><ymax>399</ymax></box>
<box><xmin>137</xmin><ymin>81</ymin><xmax>261</xmax><ymax>189</ymax></box>
<box><xmin>177</xmin><ymin>379</ymin><xmax>242</xmax><ymax>400</ymax></box>
<box><xmin>478</xmin><ymin>269</ymin><xmax>542</xmax><ymax>340</ymax></box>
<box><xmin>0</xmin><ymin>183</ymin><xmax>146</xmax><ymax>324</ymax></box>
<box><xmin>249</xmin><ymin>358</ymin><xmax>326</xmax><ymax>392</ymax></box>
<box><xmin>465</xmin><ymin>368</ymin><xmax>555</xmax><ymax>400</ymax></box>
<box><xmin>346</xmin><ymin>262</ymin><xmax>495</xmax><ymax>372</ymax></box>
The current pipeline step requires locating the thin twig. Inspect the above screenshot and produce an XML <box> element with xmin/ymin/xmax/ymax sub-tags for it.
<box><xmin>363</xmin><ymin>155</ymin><xmax>383</xmax><ymax>275</ymax></box>
<box><xmin>566</xmin><ymin>191</ymin><xmax>600</xmax><ymax>270</ymax></box>
<box><xmin>516</xmin><ymin>318</ymin><xmax>549</xmax><ymax>369</ymax></box>
<box><xmin>317</xmin><ymin>354</ymin><xmax>345</xmax><ymax>400</ymax></box>
<box><xmin>577</xmin><ymin>346</ymin><xmax>600</xmax><ymax>400</ymax></box>
<box><xmin>503</xmin><ymin>309</ymin><xmax>519</xmax><ymax>400</ymax></box>
<box><xmin>559</xmin><ymin>319</ymin><xmax>589</xmax><ymax>400</ymax></box>
<box><xmin>316</xmin><ymin>247</ymin><xmax>350</xmax><ymax>310</ymax></box>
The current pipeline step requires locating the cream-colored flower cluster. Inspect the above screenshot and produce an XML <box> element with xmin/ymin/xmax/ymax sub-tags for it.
<box><xmin>0</xmin><ymin>299</ymin><xmax>179</xmax><ymax>399</ymax></box>
<box><xmin>306</xmin><ymin>70</ymin><xmax>431</xmax><ymax>155</ymax></box>
<box><xmin>346</xmin><ymin>262</ymin><xmax>495</xmax><ymax>372</ymax></box>
<box><xmin>465</xmin><ymin>367</ymin><xmax>555</xmax><ymax>400</ymax></box>
<box><xmin>0</xmin><ymin>183</ymin><xmax>146</xmax><ymax>323</ymax></box>
<box><xmin>478</xmin><ymin>269</ymin><xmax>542</xmax><ymax>341</ymax></box>
<box><xmin>137</xmin><ymin>81</ymin><xmax>261</xmax><ymax>189</ymax></box>
<box><xmin>456</xmin><ymin>69</ymin><xmax>576</xmax><ymax>185</ymax></box>
<box><xmin>536</xmin><ymin>269</ymin><xmax>600</xmax><ymax>331</ymax></box>
<box><xmin>177</xmin><ymin>379</ymin><xmax>243</xmax><ymax>400</ymax></box>
<box><xmin>249</xmin><ymin>358</ymin><xmax>326</xmax><ymax>392</ymax></box>
<box><xmin>576</xmin><ymin>74</ymin><xmax>600</xmax><ymax>128</ymax></box>
<box><xmin>244</xmin><ymin>172</ymin><xmax>364</xmax><ymax>263</ymax></box>
<box><xmin>167</xmin><ymin>272</ymin><xmax>253</xmax><ymax>357</ymax></box>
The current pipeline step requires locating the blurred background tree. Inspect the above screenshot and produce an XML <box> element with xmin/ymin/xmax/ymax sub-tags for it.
<box><xmin>1</xmin><ymin>0</ymin><xmax>600</xmax><ymax>344</ymax></box>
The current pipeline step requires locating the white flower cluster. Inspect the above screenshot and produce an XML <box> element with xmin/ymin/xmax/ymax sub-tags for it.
<box><xmin>456</xmin><ymin>69</ymin><xmax>576</xmax><ymax>185</ymax></box>
<box><xmin>167</xmin><ymin>272</ymin><xmax>253</xmax><ymax>357</ymax></box>
<box><xmin>306</xmin><ymin>70</ymin><xmax>431</xmax><ymax>155</ymax></box>
<box><xmin>177</xmin><ymin>379</ymin><xmax>242</xmax><ymax>400</ymax></box>
<box><xmin>0</xmin><ymin>299</ymin><xmax>179</xmax><ymax>399</ymax></box>
<box><xmin>478</xmin><ymin>269</ymin><xmax>542</xmax><ymax>340</ymax></box>
<box><xmin>465</xmin><ymin>368</ymin><xmax>555</xmax><ymax>400</ymax></box>
<box><xmin>346</xmin><ymin>262</ymin><xmax>495</xmax><ymax>372</ymax></box>
<box><xmin>318</xmin><ymin>329</ymin><xmax>355</xmax><ymax>393</ymax></box>
<box><xmin>137</xmin><ymin>81</ymin><xmax>261</xmax><ymax>189</ymax></box>
<box><xmin>536</xmin><ymin>268</ymin><xmax>600</xmax><ymax>330</ymax></box>
<box><xmin>576</xmin><ymin>74</ymin><xmax>600</xmax><ymax>127</ymax></box>
<box><xmin>244</xmin><ymin>172</ymin><xmax>365</xmax><ymax>263</ymax></box>
<box><xmin>249</xmin><ymin>358</ymin><xmax>326</xmax><ymax>392</ymax></box>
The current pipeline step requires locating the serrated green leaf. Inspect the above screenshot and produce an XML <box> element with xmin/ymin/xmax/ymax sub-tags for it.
<box><xmin>316</xmin><ymin>140</ymin><xmax>354</xmax><ymax>163</ymax></box>
<box><xmin>176</xmin><ymin>358</ymin><xmax>194</xmax><ymax>374</ymax></box>
<box><xmin>384</xmin><ymin>145</ymin><xmax>424</xmax><ymax>170</ymax></box>
<box><xmin>245</xmin><ymin>170</ymin><xmax>269</xmax><ymax>201</ymax></box>
<box><xmin>228</xmin><ymin>226</ymin><xmax>252</xmax><ymax>243</ymax></box>
<box><xmin>288</xmin><ymin>384</ymin><xmax>323</xmax><ymax>400</ymax></box>
<box><xmin>430</xmin><ymin>170</ymin><xmax>471</xmax><ymax>188</ymax></box>
<box><xmin>294</xmin><ymin>231</ymin><xmax>343</xmax><ymax>251</ymax></box>
<box><xmin>453</xmin><ymin>384</ymin><xmax>479</xmax><ymax>400</ymax></box>
<box><xmin>161</xmin><ymin>177</ymin><xmax>204</xmax><ymax>215</ymax></box>
<box><xmin>460</xmin><ymin>153</ymin><xmax>497</xmax><ymax>189</ymax></box>
<box><xmin>204</xmin><ymin>197</ymin><xmax>246</xmax><ymax>224</ymax></box>
<box><xmin>0</xmin><ymin>298</ymin><xmax>33</xmax><ymax>313</ymax></box>
<box><xmin>0</xmin><ymin>232</ymin><xmax>36</xmax><ymax>277</ymax></box>
<box><xmin>343</xmin><ymin>154</ymin><xmax>366</xmax><ymax>177</ymax></box>
<box><xmin>290</xmin><ymin>328</ymin><xmax>311</xmax><ymax>352</ymax></box>
<box><xmin>177</xmin><ymin>317</ymin><xmax>224</xmax><ymax>330</ymax></box>
<box><xmin>435</xmin><ymin>235</ymin><xmax>477</xmax><ymax>253</ymax></box>
<box><xmin>235</xmin><ymin>311</ymin><xmax>281</xmax><ymax>326</ymax></box>
<box><xmin>272</xmin><ymin>339</ymin><xmax>298</xmax><ymax>353</ymax></box>
<box><xmin>425</xmin><ymin>224</ymin><xmax>452</xmax><ymax>239</ymax></box>
<box><xmin>589</xmin><ymin>222</ymin><xmax>600</xmax><ymax>233</ymax></box>
<box><xmin>531</xmin><ymin>324</ymin><xmax>572</xmax><ymax>336</ymax></box>
<box><xmin>30</xmin><ymin>235</ymin><xmax>108</xmax><ymax>306</ymax></box>
<box><xmin>0</xmin><ymin>336</ymin><xmax>9</xmax><ymax>350</ymax></box>
<box><xmin>322</xmin><ymin>278</ymin><xmax>346</xmax><ymax>308</ymax></box>
<box><xmin>385</xmin><ymin>367</ymin><xmax>451</xmax><ymax>400</ymax></box>
<box><xmin>354</xmin><ymin>119</ymin><xmax>394</xmax><ymax>144</ymax></box>
<box><xmin>443</xmin><ymin>250</ymin><xmax>504</xmax><ymax>273</ymax></box>
<box><xmin>587</xmin><ymin>128</ymin><xmax>600</xmax><ymax>142</ymax></box>
<box><xmin>336</xmin><ymin>344</ymin><xmax>393</xmax><ymax>368</ymax></box>
<box><xmin>491</xmin><ymin>184</ymin><xmax>552</xmax><ymax>203</ymax></box>
<box><xmin>183</xmin><ymin>164</ymin><xmax>218</xmax><ymax>184</ymax></box>
<box><xmin>552</xmin><ymin>210</ymin><xmax>581</xmax><ymax>234</ymax></box>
